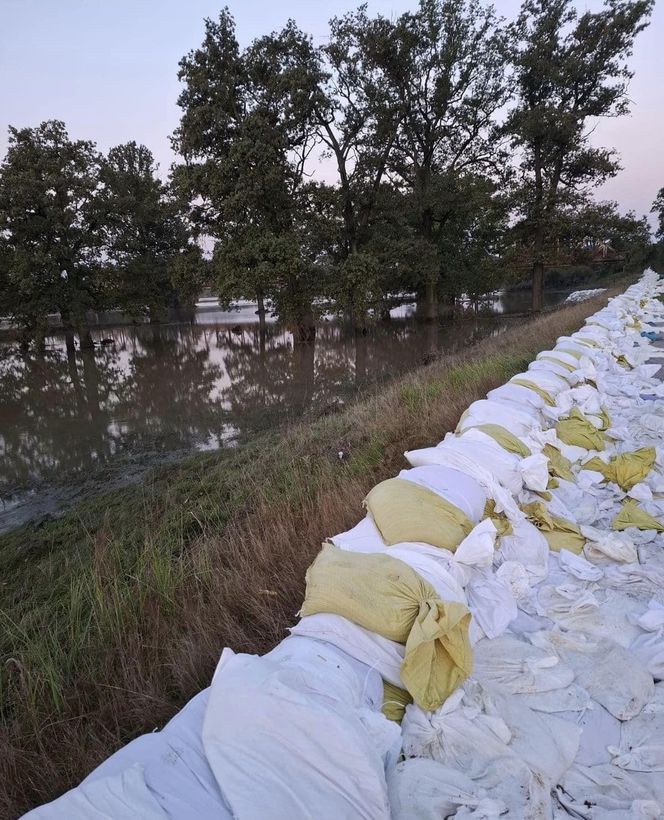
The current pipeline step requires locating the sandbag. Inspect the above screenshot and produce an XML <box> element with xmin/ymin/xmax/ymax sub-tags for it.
<box><xmin>398</xmin><ymin>466</ymin><xmax>487</xmax><ymax>522</ymax></box>
<box><xmin>457</xmin><ymin>400</ymin><xmax>536</xmax><ymax>438</ymax></box>
<box><xmin>461</xmin><ymin>424</ymin><xmax>531</xmax><ymax>457</ymax></box>
<box><xmin>300</xmin><ymin>545</ymin><xmax>472</xmax><ymax>710</ymax></box>
<box><xmin>382</xmin><ymin>680</ymin><xmax>413</xmax><ymax>723</ymax></box>
<box><xmin>532</xmin><ymin>631</ymin><xmax>654</xmax><ymax>721</ymax></box>
<box><xmin>543</xmin><ymin>443</ymin><xmax>575</xmax><ymax>482</ymax></box>
<box><xmin>472</xmin><ymin>635</ymin><xmax>575</xmax><ymax>695</ymax></box>
<box><xmin>585</xmin><ymin>447</ymin><xmax>656</xmax><ymax>491</ymax></box>
<box><xmin>611</xmin><ymin>500</ymin><xmax>664</xmax><ymax>533</ymax></box>
<box><xmin>202</xmin><ymin>638</ymin><xmax>397</xmax><ymax>820</ymax></box>
<box><xmin>387</xmin><ymin>758</ymin><xmax>485</xmax><ymax>820</ymax></box>
<box><xmin>510</xmin><ymin>378</ymin><xmax>555</xmax><ymax>406</ymax></box>
<box><xmin>364</xmin><ymin>477</ymin><xmax>475</xmax><ymax>550</ymax></box>
<box><xmin>556</xmin><ymin>408</ymin><xmax>607</xmax><ymax>451</ymax></box>
<box><xmin>520</xmin><ymin>501</ymin><xmax>585</xmax><ymax>554</ymax></box>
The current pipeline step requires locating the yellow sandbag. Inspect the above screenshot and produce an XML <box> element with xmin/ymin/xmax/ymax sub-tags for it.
<box><xmin>584</xmin><ymin>447</ymin><xmax>656</xmax><ymax>492</ymax></box>
<box><xmin>300</xmin><ymin>545</ymin><xmax>472</xmax><ymax>710</ymax></box>
<box><xmin>611</xmin><ymin>500</ymin><xmax>664</xmax><ymax>532</ymax></box>
<box><xmin>556</xmin><ymin>408</ymin><xmax>606</xmax><ymax>451</ymax></box>
<box><xmin>382</xmin><ymin>680</ymin><xmax>413</xmax><ymax>723</ymax></box>
<box><xmin>521</xmin><ymin>501</ymin><xmax>585</xmax><ymax>554</ymax></box>
<box><xmin>597</xmin><ymin>407</ymin><xmax>611</xmax><ymax>432</ymax></box>
<box><xmin>543</xmin><ymin>443</ymin><xmax>575</xmax><ymax>482</ymax></box>
<box><xmin>483</xmin><ymin>499</ymin><xmax>513</xmax><ymax>536</ymax></box>
<box><xmin>465</xmin><ymin>424</ymin><xmax>532</xmax><ymax>458</ymax></box>
<box><xmin>365</xmin><ymin>478</ymin><xmax>474</xmax><ymax>550</ymax></box>
<box><xmin>539</xmin><ymin>355</ymin><xmax>576</xmax><ymax>372</ymax></box>
<box><xmin>511</xmin><ymin>378</ymin><xmax>555</xmax><ymax>406</ymax></box>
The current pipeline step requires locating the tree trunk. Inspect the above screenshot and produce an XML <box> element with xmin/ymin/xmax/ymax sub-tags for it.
<box><xmin>532</xmin><ymin>260</ymin><xmax>544</xmax><ymax>314</ymax></box>
<box><xmin>81</xmin><ymin>347</ymin><xmax>100</xmax><ymax>418</ymax></box>
<box><xmin>294</xmin><ymin>336</ymin><xmax>316</xmax><ymax>413</ymax></box>
<box><xmin>256</xmin><ymin>291</ymin><xmax>266</xmax><ymax>337</ymax></box>
<box><xmin>354</xmin><ymin>327</ymin><xmax>367</xmax><ymax>386</ymax></box>
<box><xmin>424</xmin><ymin>278</ymin><xmax>438</xmax><ymax>322</ymax></box>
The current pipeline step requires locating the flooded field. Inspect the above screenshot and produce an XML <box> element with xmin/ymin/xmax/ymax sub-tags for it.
<box><xmin>0</xmin><ymin>290</ymin><xmax>570</xmax><ymax>532</ymax></box>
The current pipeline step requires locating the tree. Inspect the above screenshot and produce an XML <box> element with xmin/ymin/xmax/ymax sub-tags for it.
<box><xmin>507</xmin><ymin>0</ymin><xmax>653</xmax><ymax>312</ymax></box>
<box><xmin>0</xmin><ymin>120</ymin><xmax>104</xmax><ymax>349</ymax></box>
<box><xmin>316</xmin><ymin>7</ymin><xmax>404</xmax><ymax>324</ymax></box>
<box><xmin>172</xmin><ymin>11</ymin><xmax>325</xmax><ymax>340</ymax></box>
<box><xmin>98</xmin><ymin>141</ymin><xmax>202</xmax><ymax>321</ymax></box>
<box><xmin>386</xmin><ymin>0</ymin><xmax>509</xmax><ymax>319</ymax></box>
<box><xmin>652</xmin><ymin>188</ymin><xmax>664</xmax><ymax>239</ymax></box>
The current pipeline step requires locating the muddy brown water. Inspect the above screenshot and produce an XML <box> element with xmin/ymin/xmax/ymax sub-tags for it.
<box><xmin>0</xmin><ymin>291</ymin><xmax>571</xmax><ymax>533</ymax></box>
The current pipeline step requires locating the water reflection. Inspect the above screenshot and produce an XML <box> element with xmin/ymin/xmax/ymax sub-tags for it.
<box><xmin>0</xmin><ymin>291</ymin><xmax>570</xmax><ymax>532</ymax></box>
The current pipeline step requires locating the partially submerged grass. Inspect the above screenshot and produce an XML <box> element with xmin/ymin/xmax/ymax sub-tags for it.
<box><xmin>0</xmin><ymin>284</ymin><xmax>632</xmax><ymax>816</ymax></box>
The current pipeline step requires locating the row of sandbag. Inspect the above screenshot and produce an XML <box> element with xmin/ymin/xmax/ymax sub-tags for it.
<box><xmin>27</xmin><ymin>270</ymin><xmax>664</xmax><ymax>819</ymax></box>
<box><xmin>201</xmin><ymin>270</ymin><xmax>664</xmax><ymax>818</ymax></box>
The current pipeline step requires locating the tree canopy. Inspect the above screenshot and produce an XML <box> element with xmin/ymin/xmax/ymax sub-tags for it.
<box><xmin>0</xmin><ymin>0</ymin><xmax>656</xmax><ymax>348</ymax></box>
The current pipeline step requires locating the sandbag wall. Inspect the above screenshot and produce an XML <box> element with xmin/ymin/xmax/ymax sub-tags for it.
<box><xmin>28</xmin><ymin>270</ymin><xmax>664</xmax><ymax>820</ymax></box>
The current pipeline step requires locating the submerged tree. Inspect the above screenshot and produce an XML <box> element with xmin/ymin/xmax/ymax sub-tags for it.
<box><xmin>98</xmin><ymin>141</ymin><xmax>202</xmax><ymax>320</ymax></box>
<box><xmin>316</xmin><ymin>7</ymin><xmax>404</xmax><ymax>324</ymax></box>
<box><xmin>507</xmin><ymin>0</ymin><xmax>653</xmax><ymax>312</ymax></box>
<box><xmin>0</xmin><ymin>120</ymin><xmax>104</xmax><ymax>349</ymax></box>
<box><xmin>172</xmin><ymin>11</ymin><xmax>325</xmax><ymax>340</ymax></box>
<box><xmin>386</xmin><ymin>0</ymin><xmax>509</xmax><ymax>319</ymax></box>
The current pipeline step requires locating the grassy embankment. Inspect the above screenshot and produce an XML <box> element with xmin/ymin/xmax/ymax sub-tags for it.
<box><xmin>0</xmin><ymin>282</ymin><xmax>633</xmax><ymax>816</ymax></box>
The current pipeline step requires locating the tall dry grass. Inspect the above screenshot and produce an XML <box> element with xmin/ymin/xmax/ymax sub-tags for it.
<box><xmin>0</xmin><ymin>287</ymin><xmax>629</xmax><ymax>817</ymax></box>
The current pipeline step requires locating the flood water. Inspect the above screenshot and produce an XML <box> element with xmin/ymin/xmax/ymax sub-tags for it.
<box><xmin>0</xmin><ymin>289</ymin><xmax>570</xmax><ymax>532</ymax></box>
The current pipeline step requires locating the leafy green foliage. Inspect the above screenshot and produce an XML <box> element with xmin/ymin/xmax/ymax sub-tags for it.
<box><xmin>0</xmin><ymin>121</ymin><xmax>104</xmax><ymax>344</ymax></box>
<box><xmin>98</xmin><ymin>141</ymin><xmax>203</xmax><ymax>319</ymax></box>
<box><xmin>506</xmin><ymin>0</ymin><xmax>654</xmax><ymax>309</ymax></box>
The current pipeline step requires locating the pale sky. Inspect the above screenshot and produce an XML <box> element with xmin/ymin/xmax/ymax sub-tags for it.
<box><xmin>1</xmin><ymin>0</ymin><xmax>662</xmax><ymax>226</ymax></box>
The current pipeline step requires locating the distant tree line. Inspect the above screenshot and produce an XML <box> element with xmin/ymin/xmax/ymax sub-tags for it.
<box><xmin>0</xmin><ymin>0</ymin><xmax>656</xmax><ymax>349</ymax></box>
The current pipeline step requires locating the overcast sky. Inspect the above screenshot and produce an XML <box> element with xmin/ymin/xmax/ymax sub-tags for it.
<box><xmin>1</xmin><ymin>0</ymin><xmax>662</xmax><ymax>226</ymax></box>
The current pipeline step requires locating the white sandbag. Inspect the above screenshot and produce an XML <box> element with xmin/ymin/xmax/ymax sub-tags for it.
<box><xmin>535</xmin><ymin>584</ymin><xmax>644</xmax><ymax>649</ymax></box>
<box><xmin>559</xmin><ymin>763</ymin><xmax>662</xmax><ymax>817</ymax></box>
<box><xmin>472</xmin><ymin>634</ymin><xmax>575</xmax><ymax>695</ymax></box>
<box><xmin>531</xmin><ymin>630</ymin><xmax>654</xmax><ymax>721</ymax></box>
<box><xmin>558</xmin><ymin>549</ymin><xmax>604</xmax><ymax>582</ymax></box>
<box><xmin>331</xmin><ymin>515</ymin><xmax>385</xmax><ymax>553</ymax></box>
<box><xmin>466</xmin><ymin>571</ymin><xmax>518</xmax><ymax>640</ymax></box>
<box><xmin>495</xmin><ymin>518</ymin><xmax>550</xmax><ymax>585</ymax></box>
<box><xmin>516</xmin><ymin>683</ymin><xmax>591</xmax><ymax>715</ymax></box>
<box><xmin>453</xmin><ymin>519</ymin><xmax>498</xmax><ymax>570</ymax></box>
<box><xmin>528</xmin><ymin>358</ymin><xmax>579</xmax><ymax>383</ymax></box>
<box><xmin>610</xmin><ymin>685</ymin><xmax>664</xmax><ymax>772</ymax></box>
<box><xmin>480</xmin><ymin>689</ymin><xmax>580</xmax><ymax>783</ymax></box>
<box><xmin>290</xmin><ymin>614</ymin><xmax>404</xmax><ymax>688</ymax></box>
<box><xmin>629</xmin><ymin>602</ymin><xmax>664</xmax><ymax>679</ymax></box>
<box><xmin>387</xmin><ymin>758</ymin><xmax>485</xmax><ymax>820</ymax></box>
<box><xmin>203</xmin><ymin>637</ymin><xmax>398</xmax><ymax>820</ymax></box>
<box><xmin>401</xmin><ymin>691</ymin><xmax>552</xmax><ymax>818</ymax></box>
<box><xmin>511</xmin><ymin>369</ymin><xmax>569</xmax><ymax>395</ymax></box>
<box><xmin>537</xmin><ymin>349</ymin><xmax>580</xmax><ymax>369</ymax></box>
<box><xmin>520</xmin><ymin>453</ymin><xmax>550</xmax><ymax>492</ymax></box>
<box><xmin>397</xmin><ymin>465</ymin><xmax>487</xmax><ymax>522</ymax></box>
<box><xmin>487</xmin><ymin>382</ymin><xmax>545</xmax><ymax>410</ymax></box>
<box><xmin>582</xmin><ymin>525</ymin><xmax>639</xmax><ymax>564</ymax></box>
<box><xmin>457</xmin><ymin>399</ymin><xmax>537</xmax><ymax>438</ymax></box>
<box><xmin>23</xmin><ymin>767</ymin><xmax>170</xmax><ymax>820</ymax></box>
<box><xmin>403</xmin><ymin>445</ymin><xmax>522</xmax><ymax>523</ymax></box>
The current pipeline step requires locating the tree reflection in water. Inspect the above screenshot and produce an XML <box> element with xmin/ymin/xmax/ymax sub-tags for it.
<box><xmin>0</xmin><ymin>306</ymin><xmax>530</xmax><ymax>530</ymax></box>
